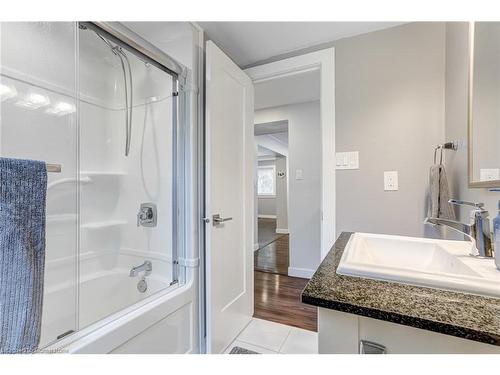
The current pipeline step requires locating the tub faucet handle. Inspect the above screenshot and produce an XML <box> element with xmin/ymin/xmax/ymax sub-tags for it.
<box><xmin>137</xmin><ymin>203</ymin><xmax>157</xmax><ymax>227</ymax></box>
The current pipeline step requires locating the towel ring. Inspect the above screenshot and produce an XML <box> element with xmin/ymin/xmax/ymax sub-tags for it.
<box><xmin>434</xmin><ymin>146</ymin><xmax>444</xmax><ymax>165</ymax></box>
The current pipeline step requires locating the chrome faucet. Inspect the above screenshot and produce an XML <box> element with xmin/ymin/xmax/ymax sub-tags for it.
<box><xmin>425</xmin><ymin>199</ymin><xmax>492</xmax><ymax>257</ymax></box>
<box><xmin>129</xmin><ymin>260</ymin><xmax>152</xmax><ymax>277</ymax></box>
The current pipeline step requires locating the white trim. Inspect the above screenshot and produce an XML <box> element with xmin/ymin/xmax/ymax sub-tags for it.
<box><xmin>276</xmin><ymin>228</ymin><xmax>289</xmax><ymax>234</ymax></box>
<box><xmin>258</xmin><ymin>214</ymin><xmax>276</xmax><ymax>219</ymax></box>
<box><xmin>246</xmin><ymin>47</ymin><xmax>336</xmax><ymax>269</ymax></box>
<box><xmin>288</xmin><ymin>267</ymin><xmax>315</xmax><ymax>279</ymax></box>
<box><xmin>253</xmin><ymin>243</ymin><xmax>260</xmax><ymax>251</ymax></box>
<box><xmin>257</xmin><ymin>156</ymin><xmax>277</xmax><ymax>162</ymax></box>
<box><xmin>258</xmin><ymin>195</ymin><xmax>276</xmax><ymax>199</ymax></box>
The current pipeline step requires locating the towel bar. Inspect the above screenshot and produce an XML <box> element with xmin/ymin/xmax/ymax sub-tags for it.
<box><xmin>46</xmin><ymin>164</ymin><xmax>61</xmax><ymax>173</ymax></box>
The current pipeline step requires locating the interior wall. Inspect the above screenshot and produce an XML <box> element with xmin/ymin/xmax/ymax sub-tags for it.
<box><xmin>333</xmin><ymin>22</ymin><xmax>447</xmax><ymax>237</ymax></box>
<box><xmin>255</xmin><ymin>101</ymin><xmax>321</xmax><ymax>276</ymax></box>
<box><xmin>275</xmin><ymin>155</ymin><xmax>288</xmax><ymax>231</ymax></box>
<box><xmin>257</xmin><ymin>159</ymin><xmax>277</xmax><ymax>217</ymax></box>
<box><xmin>444</xmin><ymin>22</ymin><xmax>499</xmax><ymax>223</ymax></box>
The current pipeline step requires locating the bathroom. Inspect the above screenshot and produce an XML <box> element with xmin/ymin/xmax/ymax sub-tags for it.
<box><xmin>0</xmin><ymin>0</ymin><xmax>499</xmax><ymax>372</ymax></box>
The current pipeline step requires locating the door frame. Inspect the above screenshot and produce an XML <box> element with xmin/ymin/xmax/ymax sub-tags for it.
<box><xmin>245</xmin><ymin>48</ymin><xmax>336</xmax><ymax>269</ymax></box>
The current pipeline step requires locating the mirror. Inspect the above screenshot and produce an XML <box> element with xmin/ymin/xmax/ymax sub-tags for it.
<box><xmin>468</xmin><ymin>22</ymin><xmax>500</xmax><ymax>187</ymax></box>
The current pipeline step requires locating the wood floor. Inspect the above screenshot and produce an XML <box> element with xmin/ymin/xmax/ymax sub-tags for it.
<box><xmin>254</xmin><ymin>235</ymin><xmax>289</xmax><ymax>275</ymax></box>
<box><xmin>254</xmin><ymin>218</ymin><xmax>288</xmax><ymax>275</ymax></box>
<box><xmin>254</xmin><ymin>270</ymin><xmax>317</xmax><ymax>332</ymax></box>
<box><xmin>256</xmin><ymin>218</ymin><xmax>285</xmax><ymax>249</ymax></box>
<box><xmin>253</xmin><ymin>218</ymin><xmax>317</xmax><ymax>332</ymax></box>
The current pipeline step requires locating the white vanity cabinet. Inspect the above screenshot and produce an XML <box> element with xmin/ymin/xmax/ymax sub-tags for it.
<box><xmin>318</xmin><ymin>308</ymin><xmax>500</xmax><ymax>354</ymax></box>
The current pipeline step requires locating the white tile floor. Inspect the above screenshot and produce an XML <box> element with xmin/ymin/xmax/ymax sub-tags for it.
<box><xmin>225</xmin><ymin>318</ymin><xmax>318</xmax><ymax>354</ymax></box>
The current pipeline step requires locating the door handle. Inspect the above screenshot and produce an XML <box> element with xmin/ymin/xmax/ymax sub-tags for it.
<box><xmin>212</xmin><ymin>214</ymin><xmax>233</xmax><ymax>226</ymax></box>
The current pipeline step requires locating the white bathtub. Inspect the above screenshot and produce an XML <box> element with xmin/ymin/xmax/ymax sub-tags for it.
<box><xmin>41</xmin><ymin>256</ymin><xmax>199</xmax><ymax>353</ymax></box>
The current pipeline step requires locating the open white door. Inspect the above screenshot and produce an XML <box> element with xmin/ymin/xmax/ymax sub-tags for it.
<box><xmin>205</xmin><ymin>41</ymin><xmax>254</xmax><ymax>354</ymax></box>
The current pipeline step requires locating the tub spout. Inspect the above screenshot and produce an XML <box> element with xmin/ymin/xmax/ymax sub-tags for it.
<box><xmin>129</xmin><ymin>260</ymin><xmax>152</xmax><ymax>277</ymax></box>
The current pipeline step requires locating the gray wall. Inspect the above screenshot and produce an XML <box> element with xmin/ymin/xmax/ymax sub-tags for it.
<box><xmin>255</xmin><ymin>101</ymin><xmax>322</xmax><ymax>274</ymax></box>
<box><xmin>445</xmin><ymin>22</ymin><xmax>499</xmax><ymax>224</ymax></box>
<box><xmin>257</xmin><ymin>159</ymin><xmax>277</xmax><ymax>216</ymax></box>
<box><xmin>334</xmin><ymin>22</ymin><xmax>447</xmax><ymax>237</ymax></box>
<box><xmin>275</xmin><ymin>155</ymin><xmax>288</xmax><ymax>231</ymax></box>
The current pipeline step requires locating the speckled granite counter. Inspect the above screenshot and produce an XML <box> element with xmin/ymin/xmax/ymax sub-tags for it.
<box><xmin>301</xmin><ymin>232</ymin><xmax>500</xmax><ymax>346</ymax></box>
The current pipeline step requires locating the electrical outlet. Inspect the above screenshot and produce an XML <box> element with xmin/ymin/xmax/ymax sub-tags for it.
<box><xmin>384</xmin><ymin>171</ymin><xmax>398</xmax><ymax>191</ymax></box>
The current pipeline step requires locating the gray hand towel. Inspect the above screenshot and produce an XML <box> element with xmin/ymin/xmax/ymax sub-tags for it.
<box><xmin>429</xmin><ymin>164</ymin><xmax>455</xmax><ymax>220</ymax></box>
<box><xmin>0</xmin><ymin>157</ymin><xmax>47</xmax><ymax>354</ymax></box>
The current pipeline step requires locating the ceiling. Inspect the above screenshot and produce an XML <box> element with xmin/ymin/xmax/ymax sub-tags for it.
<box><xmin>198</xmin><ymin>22</ymin><xmax>403</xmax><ymax>67</ymax></box>
<box><xmin>256</xmin><ymin>131</ymin><xmax>288</xmax><ymax>159</ymax></box>
<box><xmin>257</xmin><ymin>145</ymin><xmax>277</xmax><ymax>157</ymax></box>
<box><xmin>255</xmin><ymin>68</ymin><xmax>320</xmax><ymax>110</ymax></box>
<box><xmin>254</xmin><ymin>120</ymin><xmax>288</xmax><ymax>135</ymax></box>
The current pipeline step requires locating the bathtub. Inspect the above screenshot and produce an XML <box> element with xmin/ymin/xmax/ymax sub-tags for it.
<box><xmin>41</xmin><ymin>254</ymin><xmax>199</xmax><ymax>354</ymax></box>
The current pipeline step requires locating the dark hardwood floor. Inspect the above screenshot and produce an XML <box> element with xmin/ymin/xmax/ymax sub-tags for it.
<box><xmin>254</xmin><ymin>270</ymin><xmax>317</xmax><ymax>332</ymax></box>
<box><xmin>256</xmin><ymin>218</ymin><xmax>285</xmax><ymax>249</ymax></box>
<box><xmin>253</xmin><ymin>218</ymin><xmax>318</xmax><ymax>332</ymax></box>
<box><xmin>254</xmin><ymin>218</ymin><xmax>288</xmax><ymax>275</ymax></box>
<box><xmin>254</xmin><ymin>234</ymin><xmax>289</xmax><ymax>275</ymax></box>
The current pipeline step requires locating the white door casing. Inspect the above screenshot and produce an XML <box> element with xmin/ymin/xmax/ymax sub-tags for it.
<box><xmin>246</xmin><ymin>48</ymin><xmax>336</xmax><ymax>273</ymax></box>
<box><xmin>205</xmin><ymin>41</ymin><xmax>254</xmax><ymax>354</ymax></box>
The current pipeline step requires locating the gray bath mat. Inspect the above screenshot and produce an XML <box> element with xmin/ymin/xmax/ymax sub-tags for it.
<box><xmin>229</xmin><ymin>346</ymin><xmax>260</xmax><ymax>354</ymax></box>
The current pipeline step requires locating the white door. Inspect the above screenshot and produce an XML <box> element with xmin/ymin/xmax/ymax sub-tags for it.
<box><xmin>205</xmin><ymin>41</ymin><xmax>254</xmax><ymax>354</ymax></box>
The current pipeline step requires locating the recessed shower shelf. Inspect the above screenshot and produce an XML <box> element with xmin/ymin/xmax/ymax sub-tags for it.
<box><xmin>80</xmin><ymin>220</ymin><xmax>127</xmax><ymax>230</ymax></box>
<box><xmin>80</xmin><ymin>171</ymin><xmax>127</xmax><ymax>178</ymax></box>
<box><xmin>46</xmin><ymin>213</ymin><xmax>77</xmax><ymax>224</ymax></box>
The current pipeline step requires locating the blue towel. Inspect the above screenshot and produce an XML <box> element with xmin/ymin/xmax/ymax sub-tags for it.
<box><xmin>0</xmin><ymin>157</ymin><xmax>47</xmax><ymax>354</ymax></box>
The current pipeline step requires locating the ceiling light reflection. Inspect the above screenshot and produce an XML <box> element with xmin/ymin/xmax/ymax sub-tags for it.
<box><xmin>15</xmin><ymin>92</ymin><xmax>50</xmax><ymax>109</ymax></box>
<box><xmin>45</xmin><ymin>101</ymin><xmax>76</xmax><ymax>116</ymax></box>
<box><xmin>0</xmin><ymin>83</ymin><xmax>18</xmax><ymax>102</ymax></box>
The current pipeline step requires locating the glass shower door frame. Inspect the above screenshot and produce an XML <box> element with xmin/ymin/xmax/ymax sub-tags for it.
<box><xmin>74</xmin><ymin>21</ymin><xmax>187</xmax><ymax>334</ymax></box>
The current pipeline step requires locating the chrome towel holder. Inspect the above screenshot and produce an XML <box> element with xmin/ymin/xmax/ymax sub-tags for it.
<box><xmin>46</xmin><ymin>164</ymin><xmax>61</xmax><ymax>173</ymax></box>
<box><xmin>434</xmin><ymin>141</ymin><xmax>458</xmax><ymax>165</ymax></box>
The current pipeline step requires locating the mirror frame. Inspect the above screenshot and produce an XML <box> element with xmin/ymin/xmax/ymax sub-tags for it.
<box><xmin>468</xmin><ymin>21</ymin><xmax>500</xmax><ymax>188</ymax></box>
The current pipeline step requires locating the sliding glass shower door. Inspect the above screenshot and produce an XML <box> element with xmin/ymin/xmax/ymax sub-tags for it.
<box><xmin>0</xmin><ymin>22</ymin><xmax>79</xmax><ymax>347</ymax></box>
<box><xmin>77</xmin><ymin>24</ymin><xmax>179</xmax><ymax>329</ymax></box>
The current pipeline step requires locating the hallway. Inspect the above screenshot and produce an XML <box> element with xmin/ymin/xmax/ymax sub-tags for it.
<box><xmin>254</xmin><ymin>218</ymin><xmax>288</xmax><ymax>275</ymax></box>
<box><xmin>253</xmin><ymin>218</ymin><xmax>317</xmax><ymax>332</ymax></box>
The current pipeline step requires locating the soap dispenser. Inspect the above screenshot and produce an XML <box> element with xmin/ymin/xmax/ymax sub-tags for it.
<box><xmin>494</xmin><ymin>200</ymin><xmax>500</xmax><ymax>270</ymax></box>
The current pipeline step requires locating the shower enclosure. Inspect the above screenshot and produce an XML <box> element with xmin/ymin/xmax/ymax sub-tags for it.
<box><xmin>0</xmin><ymin>22</ymin><xmax>188</xmax><ymax>350</ymax></box>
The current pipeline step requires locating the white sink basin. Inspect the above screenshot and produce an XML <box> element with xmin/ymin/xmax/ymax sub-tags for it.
<box><xmin>337</xmin><ymin>233</ymin><xmax>500</xmax><ymax>298</ymax></box>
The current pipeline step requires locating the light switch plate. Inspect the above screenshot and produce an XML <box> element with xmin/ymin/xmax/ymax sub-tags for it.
<box><xmin>336</xmin><ymin>151</ymin><xmax>359</xmax><ymax>170</ymax></box>
<box><xmin>384</xmin><ymin>171</ymin><xmax>398</xmax><ymax>191</ymax></box>
<box><xmin>480</xmin><ymin>168</ymin><xmax>500</xmax><ymax>181</ymax></box>
<box><xmin>295</xmin><ymin>169</ymin><xmax>303</xmax><ymax>180</ymax></box>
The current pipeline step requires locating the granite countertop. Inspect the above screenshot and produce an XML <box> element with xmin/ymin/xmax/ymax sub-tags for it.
<box><xmin>301</xmin><ymin>232</ymin><xmax>500</xmax><ymax>346</ymax></box>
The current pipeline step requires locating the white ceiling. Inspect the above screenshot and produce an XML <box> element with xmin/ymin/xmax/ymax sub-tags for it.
<box><xmin>254</xmin><ymin>120</ymin><xmax>288</xmax><ymax>135</ymax></box>
<box><xmin>256</xmin><ymin>131</ymin><xmax>288</xmax><ymax>158</ymax></box>
<box><xmin>255</xmin><ymin>68</ymin><xmax>320</xmax><ymax>110</ymax></box>
<box><xmin>257</xmin><ymin>145</ymin><xmax>277</xmax><ymax>157</ymax></box>
<box><xmin>198</xmin><ymin>22</ymin><xmax>403</xmax><ymax>67</ymax></box>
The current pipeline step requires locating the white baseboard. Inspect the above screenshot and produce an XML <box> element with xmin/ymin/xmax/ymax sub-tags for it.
<box><xmin>276</xmin><ymin>228</ymin><xmax>289</xmax><ymax>234</ymax></box>
<box><xmin>288</xmin><ymin>267</ymin><xmax>315</xmax><ymax>279</ymax></box>
<box><xmin>253</xmin><ymin>243</ymin><xmax>260</xmax><ymax>251</ymax></box>
<box><xmin>258</xmin><ymin>214</ymin><xmax>276</xmax><ymax>219</ymax></box>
